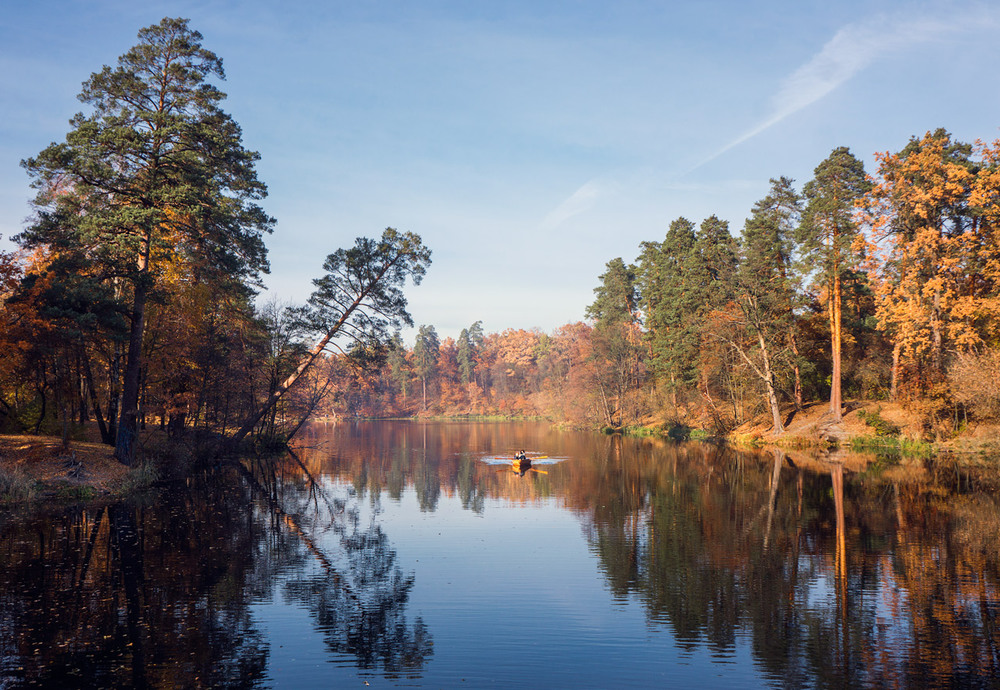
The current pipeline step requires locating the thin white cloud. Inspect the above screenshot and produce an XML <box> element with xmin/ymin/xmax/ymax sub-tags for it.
<box><xmin>539</xmin><ymin>179</ymin><xmax>605</xmax><ymax>231</ymax></box>
<box><xmin>692</xmin><ymin>9</ymin><xmax>995</xmax><ymax>171</ymax></box>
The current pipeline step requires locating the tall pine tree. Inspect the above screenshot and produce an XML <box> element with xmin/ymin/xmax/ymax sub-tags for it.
<box><xmin>799</xmin><ymin>147</ymin><xmax>869</xmax><ymax>421</ymax></box>
<box><xmin>20</xmin><ymin>18</ymin><xmax>273</xmax><ymax>465</ymax></box>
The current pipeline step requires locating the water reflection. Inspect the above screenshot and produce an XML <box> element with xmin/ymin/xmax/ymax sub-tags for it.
<box><xmin>0</xmin><ymin>457</ymin><xmax>431</xmax><ymax>687</ymax></box>
<box><xmin>2</xmin><ymin>421</ymin><xmax>1000</xmax><ymax>687</ymax></box>
<box><xmin>295</xmin><ymin>421</ymin><xmax>1000</xmax><ymax>688</ymax></box>
<box><xmin>0</xmin><ymin>475</ymin><xmax>269</xmax><ymax>688</ymax></box>
<box><xmin>241</xmin><ymin>456</ymin><xmax>433</xmax><ymax>678</ymax></box>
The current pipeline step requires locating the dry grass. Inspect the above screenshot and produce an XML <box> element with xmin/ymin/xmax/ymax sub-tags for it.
<box><xmin>0</xmin><ymin>434</ymin><xmax>132</xmax><ymax>499</ymax></box>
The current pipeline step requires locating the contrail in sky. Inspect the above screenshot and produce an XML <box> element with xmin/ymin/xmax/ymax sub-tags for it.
<box><xmin>689</xmin><ymin>11</ymin><xmax>988</xmax><ymax>173</ymax></box>
<box><xmin>539</xmin><ymin>178</ymin><xmax>605</xmax><ymax>231</ymax></box>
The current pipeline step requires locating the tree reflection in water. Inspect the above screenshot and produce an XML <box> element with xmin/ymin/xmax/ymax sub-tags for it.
<box><xmin>0</xmin><ymin>474</ymin><xmax>269</xmax><ymax>688</ymax></box>
<box><xmin>295</xmin><ymin>422</ymin><xmax>1000</xmax><ymax>688</ymax></box>
<box><xmin>5</xmin><ymin>420</ymin><xmax>1000</xmax><ymax>688</ymax></box>
<box><xmin>572</xmin><ymin>438</ymin><xmax>1000</xmax><ymax>688</ymax></box>
<box><xmin>0</xmin><ymin>457</ymin><xmax>431</xmax><ymax>687</ymax></box>
<box><xmin>245</xmin><ymin>453</ymin><xmax>432</xmax><ymax>678</ymax></box>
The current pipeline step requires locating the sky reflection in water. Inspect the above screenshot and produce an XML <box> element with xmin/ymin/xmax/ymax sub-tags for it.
<box><xmin>2</xmin><ymin>420</ymin><xmax>999</xmax><ymax>688</ymax></box>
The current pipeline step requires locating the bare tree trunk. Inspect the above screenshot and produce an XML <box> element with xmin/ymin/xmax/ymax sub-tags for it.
<box><xmin>700</xmin><ymin>370</ymin><xmax>723</xmax><ymax>428</ymax></box>
<box><xmin>758</xmin><ymin>332</ymin><xmax>785</xmax><ymax>434</ymax></box>
<box><xmin>789</xmin><ymin>330</ymin><xmax>802</xmax><ymax>410</ymax></box>
<box><xmin>115</xmin><ymin>280</ymin><xmax>148</xmax><ymax>467</ymax></box>
<box><xmin>890</xmin><ymin>341</ymin><xmax>901</xmax><ymax>402</ymax></box>
<box><xmin>931</xmin><ymin>287</ymin><xmax>943</xmax><ymax>375</ymax></box>
<box><xmin>82</xmin><ymin>351</ymin><xmax>112</xmax><ymax>444</ymax></box>
<box><xmin>598</xmin><ymin>383</ymin><xmax>614</xmax><ymax>427</ymax></box>
<box><xmin>831</xmin><ymin>271</ymin><xmax>843</xmax><ymax>421</ymax></box>
<box><xmin>107</xmin><ymin>343</ymin><xmax>121</xmax><ymax>443</ymax></box>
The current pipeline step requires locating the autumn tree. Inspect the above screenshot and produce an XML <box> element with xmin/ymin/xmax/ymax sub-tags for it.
<box><xmin>6</xmin><ymin>253</ymin><xmax>129</xmax><ymax>441</ymax></box>
<box><xmin>798</xmin><ymin>147</ymin><xmax>870</xmax><ymax>421</ymax></box>
<box><xmin>0</xmin><ymin>237</ymin><xmax>19</xmax><ymax>299</ymax></box>
<box><xmin>0</xmin><ymin>240</ymin><xmax>20</xmax><ymax>428</ymax></box>
<box><xmin>860</xmin><ymin>130</ymin><xmax>982</xmax><ymax>395</ymax></box>
<box><xmin>19</xmin><ymin>18</ymin><xmax>273</xmax><ymax>465</ymax></box>
<box><xmin>968</xmin><ymin>137</ymin><xmax>1000</xmax><ymax>341</ymax></box>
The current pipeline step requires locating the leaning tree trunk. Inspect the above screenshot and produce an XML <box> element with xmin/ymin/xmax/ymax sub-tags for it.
<box><xmin>230</xmin><ymin>285</ymin><xmax>374</xmax><ymax>448</ymax></box>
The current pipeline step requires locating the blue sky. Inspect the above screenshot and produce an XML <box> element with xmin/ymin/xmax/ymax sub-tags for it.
<box><xmin>2</xmin><ymin>1</ymin><xmax>999</xmax><ymax>341</ymax></box>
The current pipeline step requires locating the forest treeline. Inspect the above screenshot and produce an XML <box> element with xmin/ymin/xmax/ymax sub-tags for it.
<box><xmin>2</xmin><ymin>17</ymin><xmax>1000</xmax><ymax>456</ymax></box>
<box><xmin>315</xmin><ymin>132</ymin><xmax>1000</xmax><ymax>438</ymax></box>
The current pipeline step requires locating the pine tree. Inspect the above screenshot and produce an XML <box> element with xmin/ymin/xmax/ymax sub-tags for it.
<box><xmin>636</xmin><ymin>218</ymin><xmax>702</xmax><ymax>397</ymax></box>
<box><xmin>456</xmin><ymin>321</ymin><xmax>484</xmax><ymax>385</ymax></box>
<box><xmin>413</xmin><ymin>325</ymin><xmax>440</xmax><ymax>412</ymax></box>
<box><xmin>720</xmin><ymin>178</ymin><xmax>801</xmax><ymax>433</ymax></box>
<box><xmin>586</xmin><ymin>257</ymin><xmax>641</xmax><ymax>425</ymax></box>
<box><xmin>19</xmin><ymin>18</ymin><xmax>273</xmax><ymax>465</ymax></box>
<box><xmin>799</xmin><ymin>147</ymin><xmax>870</xmax><ymax>421</ymax></box>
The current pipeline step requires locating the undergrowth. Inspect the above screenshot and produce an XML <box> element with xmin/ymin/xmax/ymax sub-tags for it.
<box><xmin>857</xmin><ymin>408</ymin><xmax>902</xmax><ymax>437</ymax></box>
<box><xmin>0</xmin><ymin>469</ymin><xmax>40</xmax><ymax>502</ymax></box>
<box><xmin>849</xmin><ymin>435</ymin><xmax>934</xmax><ymax>455</ymax></box>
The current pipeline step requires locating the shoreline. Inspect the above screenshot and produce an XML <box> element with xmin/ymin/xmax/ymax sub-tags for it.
<box><xmin>4</xmin><ymin>404</ymin><xmax>999</xmax><ymax>504</ymax></box>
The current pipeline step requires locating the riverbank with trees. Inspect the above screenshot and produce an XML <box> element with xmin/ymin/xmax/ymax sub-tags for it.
<box><xmin>301</xmin><ymin>131</ymin><xmax>1000</xmax><ymax>454</ymax></box>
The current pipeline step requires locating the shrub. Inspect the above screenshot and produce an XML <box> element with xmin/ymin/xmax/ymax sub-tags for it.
<box><xmin>857</xmin><ymin>408</ymin><xmax>901</xmax><ymax>437</ymax></box>
<box><xmin>0</xmin><ymin>469</ymin><xmax>39</xmax><ymax>502</ymax></box>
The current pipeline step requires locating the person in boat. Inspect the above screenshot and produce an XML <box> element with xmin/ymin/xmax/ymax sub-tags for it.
<box><xmin>515</xmin><ymin>450</ymin><xmax>527</xmax><ymax>461</ymax></box>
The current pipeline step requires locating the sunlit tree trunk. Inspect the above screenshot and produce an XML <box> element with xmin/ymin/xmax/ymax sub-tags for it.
<box><xmin>831</xmin><ymin>269</ymin><xmax>843</xmax><ymax>421</ymax></box>
<box><xmin>759</xmin><ymin>331</ymin><xmax>785</xmax><ymax>434</ymax></box>
<box><xmin>890</xmin><ymin>341</ymin><xmax>901</xmax><ymax>401</ymax></box>
<box><xmin>789</xmin><ymin>330</ymin><xmax>802</xmax><ymax>410</ymax></box>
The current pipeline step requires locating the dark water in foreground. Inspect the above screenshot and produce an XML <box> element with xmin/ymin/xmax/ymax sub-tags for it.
<box><xmin>2</xmin><ymin>421</ymin><xmax>1000</xmax><ymax>688</ymax></box>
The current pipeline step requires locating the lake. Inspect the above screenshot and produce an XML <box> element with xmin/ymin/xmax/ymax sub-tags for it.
<box><xmin>2</xmin><ymin>420</ymin><xmax>999</xmax><ymax>688</ymax></box>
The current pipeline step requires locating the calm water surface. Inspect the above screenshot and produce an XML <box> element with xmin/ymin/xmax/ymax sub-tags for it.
<box><xmin>2</xmin><ymin>420</ymin><xmax>999</xmax><ymax>688</ymax></box>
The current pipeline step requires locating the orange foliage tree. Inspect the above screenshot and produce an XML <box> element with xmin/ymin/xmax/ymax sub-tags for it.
<box><xmin>860</xmin><ymin>130</ymin><xmax>996</xmax><ymax>395</ymax></box>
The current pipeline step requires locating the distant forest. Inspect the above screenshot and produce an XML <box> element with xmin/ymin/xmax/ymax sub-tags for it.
<box><xmin>2</xmin><ymin>17</ymin><xmax>1000</xmax><ymax>450</ymax></box>
<box><xmin>313</xmin><ymin>129</ymin><xmax>1000</xmax><ymax>438</ymax></box>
